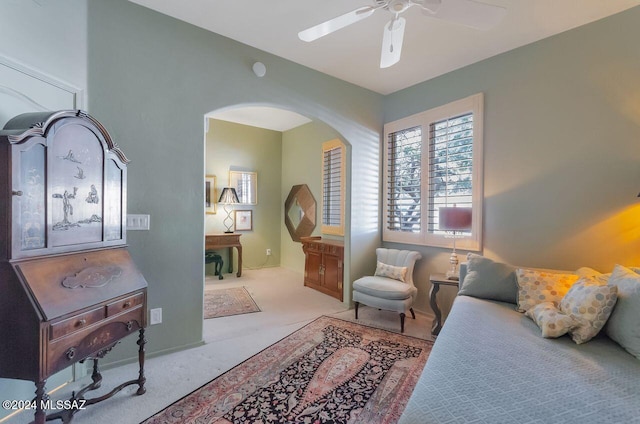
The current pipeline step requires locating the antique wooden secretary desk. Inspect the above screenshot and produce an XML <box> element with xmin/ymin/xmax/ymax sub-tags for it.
<box><xmin>0</xmin><ymin>111</ymin><xmax>148</xmax><ymax>423</ymax></box>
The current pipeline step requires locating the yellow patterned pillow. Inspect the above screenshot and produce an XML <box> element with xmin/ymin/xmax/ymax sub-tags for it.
<box><xmin>525</xmin><ymin>302</ymin><xmax>576</xmax><ymax>338</ymax></box>
<box><xmin>374</xmin><ymin>262</ymin><xmax>408</xmax><ymax>282</ymax></box>
<box><xmin>515</xmin><ymin>269</ymin><xmax>579</xmax><ymax>313</ymax></box>
<box><xmin>559</xmin><ymin>277</ymin><xmax>618</xmax><ymax>344</ymax></box>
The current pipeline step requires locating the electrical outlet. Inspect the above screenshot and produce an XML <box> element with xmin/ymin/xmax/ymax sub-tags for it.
<box><xmin>266</xmin><ymin>249</ymin><xmax>272</xmax><ymax>256</ymax></box>
<box><xmin>150</xmin><ymin>308</ymin><xmax>162</xmax><ymax>325</ymax></box>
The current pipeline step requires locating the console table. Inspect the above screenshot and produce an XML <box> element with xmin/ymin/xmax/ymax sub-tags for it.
<box><xmin>429</xmin><ymin>274</ymin><xmax>459</xmax><ymax>336</ymax></box>
<box><xmin>205</xmin><ymin>234</ymin><xmax>243</xmax><ymax>277</ymax></box>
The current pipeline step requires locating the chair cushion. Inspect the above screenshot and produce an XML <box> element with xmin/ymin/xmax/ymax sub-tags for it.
<box><xmin>353</xmin><ymin>276</ymin><xmax>414</xmax><ymax>300</ymax></box>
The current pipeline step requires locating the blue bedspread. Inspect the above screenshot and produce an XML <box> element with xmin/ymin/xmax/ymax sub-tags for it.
<box><xmin>399</xmin><ymin>296</ymin><xmax>640</xmax><ymax>423</ymax></box>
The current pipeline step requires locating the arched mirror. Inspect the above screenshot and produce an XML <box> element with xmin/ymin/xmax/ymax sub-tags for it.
<box><xmin>284</xmin><ymin>184</ymin><xmax>316</xmax><ymax>242</ymax></box>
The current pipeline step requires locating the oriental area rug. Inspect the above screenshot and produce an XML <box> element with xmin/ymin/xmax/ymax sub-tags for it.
<box><xmin>144</xmin><ymin>316</ymin><xmax>433</xmax><ymax>424</ymax></box>
<box><xmin>204</xmin><ymin>286</ymin><xmax>261</xmax><ymax>319</ymax></box>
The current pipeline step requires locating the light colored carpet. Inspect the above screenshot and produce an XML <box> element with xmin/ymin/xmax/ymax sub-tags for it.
<box><xmin>5</xmin><ymin>267</ymin><xmax>433</xmax><ymax>424</ymax></box>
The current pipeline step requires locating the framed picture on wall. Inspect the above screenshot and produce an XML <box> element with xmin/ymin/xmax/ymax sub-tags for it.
<box><xmin>205</xmin><ymin>175</ymin><xmax>217</xmax><ymax>215</ymax></box>
<box><xmin>234</xmin><ymin>210</ymin><xmax>253</xmax><ymax>231</ymax></box>
<box><xmin>229</xmin><ymin>170</ymin><xmax>257</xmax><ymax>205</ymax></box>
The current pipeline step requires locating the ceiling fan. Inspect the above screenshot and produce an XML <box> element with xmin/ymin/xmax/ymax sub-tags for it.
<box><xmin>298</xmin><ymin>0</ymin><xmax>507</xmax><ymax>68</ymax></box>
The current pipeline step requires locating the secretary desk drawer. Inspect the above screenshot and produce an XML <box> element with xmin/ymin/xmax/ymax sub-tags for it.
<box><xmin>106</xmin><ymin>292</ymin><xmax>144</xmax><ymax>317</ymax></box>
<box><xmin>47</xmin><ymin>306</ymin><xmax>144</xmax><ymax>376</ymax></box>
<box><xmin>50</xmin><ymin>307</ymin><xmax>105</xmax><ymax>340</ymax></box>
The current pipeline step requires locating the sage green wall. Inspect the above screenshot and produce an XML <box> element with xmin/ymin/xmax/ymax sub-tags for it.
<box><xmin>281</xmin><ymin>121</ymin><xmax>345</xmax><ymax>272</ymax></box>
<box><xmin>87</xmin><ymin>0</ymin><xmax>383</xmax><ymax>361</ymax></box>
<box><xmin>205</xmin><ymin>119</ymin><xmax>282</xmax><ymax>270</ymax></box>
<box><xmin>384</xmin><ymin>6</ymin><xmax>640</xmax><ymax>319</ymax></box>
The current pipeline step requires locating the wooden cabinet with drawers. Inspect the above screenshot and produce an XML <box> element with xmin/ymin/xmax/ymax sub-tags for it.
<box><xmin>0</xmin><ymin>111</ymin><xmax>148</xmax><ymax>424</ymax></box>
<box><xmin>301</xmin><ymin>237</ymin><xmax>344</xmax><ymax>301</ymax></box>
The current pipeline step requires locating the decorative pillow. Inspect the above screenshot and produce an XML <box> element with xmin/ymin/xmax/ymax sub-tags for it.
<box><xmin>374</xmin><ymin>261</ymin><xmax>407</xmax><ymax>282</ymax></box>
<box><xmin>515</xmin><ymin>269</ymin><xmax>579</xmax><ymax>313</ymax></box>
<box><xmin>559</xmin><ymin>277</ymin><xmax>618</xmax><ymax>344</ymax></box>
<box><xmin>458</xmin><ymin>254</ymin><xmax>518</xmax><ymax>304</ymax></box>
<box><xmin>525</xmin><ymin>302</ymin><xmax>575</xmax><ymax>338</ymax></box>
<box><xmin>605</xmin><ymin>265</ymin><xmax>640</xmax><ymax>360</ymax></box>
<box><xmin>575</xmin><ymin>267</ymin><xmax>611</xmax><ymax>285</ymax></box>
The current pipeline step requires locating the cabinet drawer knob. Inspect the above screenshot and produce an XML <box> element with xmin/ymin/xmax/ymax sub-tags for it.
<box><xmin>77</xmin><ymin>319</ymin><xmax>87</xmax><ymax>327</ymax></box>
<box><xmin>123</xmin><ymin>301</ymin><xmax>131</xmax><ymax>308</ymax></box>
<box><xmin>126</xmin><ymin>320</ymin><xmax>134</xmax><ymax>331</ymax></box>
<box><xmin>12</xmin><ymin>190</ymin><xmax>23</xmax><ymax>196</ymax></box>
<box><xmin>66</xmin><ymin>347</ymin><xmax>76</xmax><ymax>360</ymax></box>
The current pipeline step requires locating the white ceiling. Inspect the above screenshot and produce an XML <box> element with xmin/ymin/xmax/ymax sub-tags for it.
<box><xmin>207</xmin><ymin>106</ymin><xmax>312</xmax><ymax>132</ymax></box>
<box><xmin>128</xmin><ymin>0</ymin><xmax>639</xmax><ymax>95</ymax></box>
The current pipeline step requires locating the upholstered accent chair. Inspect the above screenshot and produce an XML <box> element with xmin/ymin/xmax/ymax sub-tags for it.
<box><xmin>353</xmin><ymin>248</ymin><xmax>422</xmax><ymax>333</ymax></box>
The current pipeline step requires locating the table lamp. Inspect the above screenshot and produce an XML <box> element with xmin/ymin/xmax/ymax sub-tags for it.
<box><xmin>439</xmin><ymin>206</ymin><xmax>472</xmax><ymax>280</ymax></box>
<box><xmin>218</xmin><ymin>187</ymin><xmax>240</xmax><ymax>233</ymax></box>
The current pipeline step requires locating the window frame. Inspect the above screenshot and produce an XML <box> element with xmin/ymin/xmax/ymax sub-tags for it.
<box><xmin>321</xmin><ymin>138</ymin><xmax>346</xmax><ymax>236</ymax></box>
<box><xmin>383</xmin><ymin>93</ymin><xmax>484</xmax><ymax>251</ymax></box>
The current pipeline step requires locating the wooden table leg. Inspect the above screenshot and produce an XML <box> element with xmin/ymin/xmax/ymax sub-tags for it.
<box><xmin>236</xmin><ymin>245</ymin><xmax>242</xmax><ymax>277</ymax></box>
<box><xmin>429</xmin><ymin>283</ymin><xmax>443</xmax><ymax>336</ymax></box>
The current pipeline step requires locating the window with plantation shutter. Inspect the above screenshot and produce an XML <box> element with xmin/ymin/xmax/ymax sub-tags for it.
<box><xmin>428</xmin><ymin>113</ymin><xmax>473</xmax><ymax>235</ymax></box>
<box><xmin>322</xmin><ymin>139</ymin><xmax>345</xmax><ymax>236</ymax></box>
<box><xmin>386</xmin><ymin>125</ymin><xmax>422</xmax><ymax>234</ymax></box>
<box><xmin>383</xmin><ymin>93</ymin><xmax>483</xmax><ymax>250</ymax></box>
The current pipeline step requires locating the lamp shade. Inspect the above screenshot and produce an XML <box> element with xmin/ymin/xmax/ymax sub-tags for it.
<box><xmin>218</xmin><ymin>187</ymin><xmax>239</xmax><ymax>204</ymax></box>
<box><xmin>439</xmin><ymin>207</ymin><xmax>472</xmax><ymax>231</ymax></box>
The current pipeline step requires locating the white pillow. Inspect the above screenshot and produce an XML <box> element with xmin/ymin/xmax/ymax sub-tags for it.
<box><xmin>525</xmin><ymin>302</ymin><xmax>575</xmax><ymax>338</ymax></box>
<box><xmin>559</xmin><ymin>277</ymin><xmax>618</xmax><ymax>344</ymax></box>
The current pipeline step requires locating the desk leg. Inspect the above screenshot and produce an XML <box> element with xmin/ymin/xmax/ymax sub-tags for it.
<box><xmin>429</xmin><ymin>283</ymin><xmax>443</xmax><ymax>336</ymax></box>
<box><xmin>33</xmin><ymin>380</ymin><xmax>47</xmax><ymax>424</ymax></box>
<box><xmin>136</xmin><ymin>328</ymin><xmax>147</xmax><ymax>395</ymax></box>
<box><xmin>236</xmin><ymin>245</ymin><xmax>242</xmax><ymax>277</ymax></box>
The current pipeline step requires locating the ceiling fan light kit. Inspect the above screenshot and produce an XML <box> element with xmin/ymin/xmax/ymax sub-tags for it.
<box><xmin>298</xmin><ymin>0</ymin><xmax>506</xmax><ymax>69</ymax></box>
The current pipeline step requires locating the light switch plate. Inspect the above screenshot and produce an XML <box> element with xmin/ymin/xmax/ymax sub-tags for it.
<box><xmin>127</xmin><ymin>214</ymin><xmax>150</xmax><ymax>231</ymax></box>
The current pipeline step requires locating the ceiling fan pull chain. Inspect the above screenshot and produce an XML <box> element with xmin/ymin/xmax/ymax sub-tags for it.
<box><xmin>389</xmin><ymin>14</ymin><xmax>399</xmax><ymax>52</ymax></box>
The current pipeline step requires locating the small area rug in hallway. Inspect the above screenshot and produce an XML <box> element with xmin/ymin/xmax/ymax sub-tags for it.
<box><xmin>144</xmin><ymin>316</ymin><xmax>432</xmax><ymax>424</ymax></box>
<box><xmin>204</xmin><ymin>286</ymin><xmax>260</xmax><ymax>319</ymax></box>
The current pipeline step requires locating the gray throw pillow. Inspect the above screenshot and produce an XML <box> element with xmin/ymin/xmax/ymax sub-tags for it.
<box><xmin>605</xmin><ymin>265</ymin><xmax>640</xmax><ymax>360</ymax></box>
<box><xmin>458</xmin><ymin>253</ymin><xmax>518</xmax><ymax>304</ymax></box>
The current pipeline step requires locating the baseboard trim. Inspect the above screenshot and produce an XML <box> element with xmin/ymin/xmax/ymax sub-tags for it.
<box><xmin>97</xmin><ymin>339</ymin><xmax>206</xmax><ymax>371</ymax></box>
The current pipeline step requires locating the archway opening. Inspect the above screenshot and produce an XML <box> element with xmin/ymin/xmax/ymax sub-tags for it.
<box><xmin>203</xmin><ymin>103</ymin><xmax>351</xmax><ymax>301</ymax></box>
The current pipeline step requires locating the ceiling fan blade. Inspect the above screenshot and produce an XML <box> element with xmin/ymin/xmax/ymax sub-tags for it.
<box><xmin>412</xmin><ymin>0</ymin><xmax>442</xmax><ymax>14</ymax></box>
<box><xmin>380</xmin><ymin>17</ymin><xmax>406</xmax><ymax>69</ymax></box>
<box><xmin>298</xmin><ymin>6</ymin><xmax>376</xmax><ymax>42</ymax></box>
<box><xmin>424</xmin><ymin>0</ymin><xmax>506</xmax><ymax>30</ymax></box>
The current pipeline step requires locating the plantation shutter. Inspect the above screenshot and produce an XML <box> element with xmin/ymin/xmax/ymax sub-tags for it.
<box><xmin>428</xmin><ymin>112</ymin><xmax>473</xmax><ymax>234</ymax></box>
<box><xmin>323</xmin><ymin>147</ymin><xmax>341</xmax><ymax>226</ymax></box>
<box><xmin>386</xmin><ymin>126</ymin><xmax>422</xmax><ymax>233</ymax></box>
<box><xmin>322</xmin><ymin>139</ymin><xmax>345</xmax><ymax>235</ymax></box>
